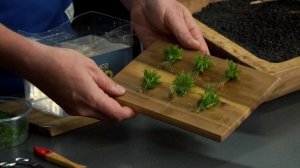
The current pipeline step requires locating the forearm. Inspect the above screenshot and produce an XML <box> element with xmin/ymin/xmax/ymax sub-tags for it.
<box><xmin>0</xmin><ymin>24</ymin><xmax>45</xmax><ymax>81</ymax></box>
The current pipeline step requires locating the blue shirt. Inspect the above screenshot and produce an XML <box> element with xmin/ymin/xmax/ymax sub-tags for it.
<box><xmin>0</xmin><ymin>0</ymin><xmax>73</xmax><ymax>96</ymax></box>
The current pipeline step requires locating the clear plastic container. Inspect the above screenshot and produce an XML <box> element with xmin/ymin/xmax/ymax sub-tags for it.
<box><xmin>22</xmin><ymin>12</ymin><xmax>133</xmax><ymax>117</ymax></box>
<box><xmin>0</xmin><ymin>97</ymin><xmax>32</xmax><ymax>149</ymax></box>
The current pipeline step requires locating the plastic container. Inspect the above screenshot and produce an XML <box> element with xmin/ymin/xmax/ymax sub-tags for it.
<box><xmin>22</xmin><ymin>12</ymin><xmax>133</xmax><ymax>117</ymax></box>
<box><xmin>0</xmin><ymin>97</ymin><xmax>32</xmax><ymax>149</ymax></box>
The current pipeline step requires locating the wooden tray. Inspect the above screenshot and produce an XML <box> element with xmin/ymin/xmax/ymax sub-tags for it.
<box><xmin>113</xmin><ymin>41</ymin><xmax>279</xmax><ymax>141</ymax></box>
<box><xmin>178</xmin><ymin>0</ymin><xmax>300</xmax><ymax>100</ymax></box>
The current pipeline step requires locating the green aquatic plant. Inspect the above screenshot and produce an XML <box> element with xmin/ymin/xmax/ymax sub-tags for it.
<box><xmin>224</xmin><ymin>59</ymin><xmax>239</xmax><ymax>81</ymax></box>
<box><xmin>0</xmin><ymin>111</ymin><xmax>12</xmax><ymax>119</ymax></box>
<box><xmin>163</xmin><ymin>45</ymin><xmax>184</xmax><ymax>72</ymax></box>
<box><xmin>196</xmin><ymin>86</ymin><xmax>219</xmax><ymax>112</ymax></box>
<box><xmin>194</xmin><ymin>52</ymin><xmax>214</xmax><ymax>74</ymax></box>
<box><xmin>169</xmin><ymin>72</ymin><xmax>194</xmax><ymax>99</ymax></box>
<box><xmin>142</xmin><ymin>69</ymin><xmax>161</xmax><ymax>90</ymax></box>
<box><xmin>0</xmin><ymin>111</ymin><xmax>28</xmax><ymax>148</ymax></box>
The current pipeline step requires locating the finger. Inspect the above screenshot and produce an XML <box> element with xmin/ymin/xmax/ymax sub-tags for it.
<box><xmin>183</xmin><ymin>10</ymin><xmax>210</xmax><ymax>54</ymax></box>
<box><xmin>164</xmin><ymin>8</ymin><xmax>201</xmax><ymax>50</ymax></box>
<box><xmin>88</xmin><ymin>106</ymin><xmax>136</xmax><ymax>121</ymax></box>
<box><xmin>92</xmin><ymin>90</ymin><xmax>136</xmax><ymax>121</ymax></box>
<box><xmin>165</xmin><ymin>7</ymin><xmax>210</xmax><ymax>54</ymax></box>
<box><xmin>94</xmin><ymin>69</ymin><xmax>126</xmax><ymax>96</ymax></box>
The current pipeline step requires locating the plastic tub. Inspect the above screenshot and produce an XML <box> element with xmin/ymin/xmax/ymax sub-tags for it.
<box><xmin>0</xmin><ymin>97</ymin><xmax>32</xmax><ymax>148</ymax></box>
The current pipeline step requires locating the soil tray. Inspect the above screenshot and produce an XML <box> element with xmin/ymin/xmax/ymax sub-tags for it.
<box><xmin>178</xmin><ymin>0</ymin><xmax>300</xmax><ymax>100</ymax></box>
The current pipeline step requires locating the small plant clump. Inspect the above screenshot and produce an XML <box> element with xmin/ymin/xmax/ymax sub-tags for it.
<box><xmin>163</xmin><ymin>45</ymin><xmax>184</xmax><ymax>72</ymax></box>
<box><xmin>194</xmin><ymin>52</ymin><xmax>214</xmax><ymax>74</ymax></box>
<box><xmin>224</xmin><ymin>59</ymin><xmax>239</xmax><ymax>81</ymax></box>
<box><xmin>142</xmin><ymin>69</ymin><xmax>161</xmax><ymax>90</ymax></box>
<box><xmin>196</xmin><ymin>86</ymin><xmax>219</xmax><ymax>112</ymax></box>
<box><xmin>169</xmin><ymin>72</ymin><xmax>195</xmax><ymax>99</ymax></box>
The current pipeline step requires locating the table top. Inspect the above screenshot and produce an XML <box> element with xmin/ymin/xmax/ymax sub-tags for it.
<box><xmin>1</xmin><ymin>91</ymin><xmax>300</xmax><ymax>168</ymax></box>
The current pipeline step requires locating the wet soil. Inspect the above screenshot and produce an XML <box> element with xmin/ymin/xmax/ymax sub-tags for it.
<box><xmin>193</xmin><ymin>0</ymin><xmax>300</xmax><ymax>62</ymax></box>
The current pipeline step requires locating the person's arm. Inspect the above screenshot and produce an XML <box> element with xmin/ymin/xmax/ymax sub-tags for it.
<box><xmin>0</xmin><ymin>24</ymin><xmax>135</xmax><ymax>121</ymax></box>
<box><xmin>121</xmin><ymin>0</ymin><xmax>209</xmax><ymax>53</ymax></box>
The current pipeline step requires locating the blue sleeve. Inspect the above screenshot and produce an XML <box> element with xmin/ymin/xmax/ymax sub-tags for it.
<box><xmin>0</xmin><ymin>0</ymin><xmax>73</xmax><ymax>33</ymax></box>
<box><xmin>0</xmin><ymin>0</ymin><xmax>72</xmax><ymax>96</ymax></box>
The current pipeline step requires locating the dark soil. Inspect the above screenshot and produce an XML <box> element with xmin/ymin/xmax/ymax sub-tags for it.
<box><xmin>193</xmin><ymin>0</ymin><xmax>300</xmax><ymax>62</ymax></box>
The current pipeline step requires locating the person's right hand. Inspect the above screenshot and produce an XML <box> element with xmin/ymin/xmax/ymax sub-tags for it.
<box><xmin>27</xmin><ymin>43</ymin><xmax>135</xmax><ymax>121</ymax></box>
<box><xmin>123</xmin><ymin>0</ymin><xmax>209</xmax><ymax>54</ymax></box>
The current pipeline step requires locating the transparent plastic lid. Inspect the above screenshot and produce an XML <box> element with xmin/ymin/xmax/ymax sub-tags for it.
<box><xmin>19</xmin><ymin>11</ymin><xmax>133</xmax><ymax>47</ymax></box>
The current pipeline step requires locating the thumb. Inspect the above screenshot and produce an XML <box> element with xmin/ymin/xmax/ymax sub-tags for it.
<box><xmin>95</xmin><ymin>70</ymin><xmax>126</xmax><ymax>96</ymax></box>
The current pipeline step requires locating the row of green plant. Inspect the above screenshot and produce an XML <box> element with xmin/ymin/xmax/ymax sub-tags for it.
<box><xmin>141</xmin><ymin>45</ymin><xmax>239</xmax><ymax>112</ymax></box>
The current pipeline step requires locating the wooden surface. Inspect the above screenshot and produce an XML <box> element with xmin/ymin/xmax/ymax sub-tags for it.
<box><xmin>28</xmin><ymin>108</ymin><xmax>99</xmax><ymax>136</ymax></box>
<box><xmin>0</xmin><ymin>102</ymin><xmax>99</xmax><ymax>136</ymax></box>
<box><xmin>46</xmin><ymin>152</ymin><xmax>87</xmax><ymax>168</ymax></box>
<box><xmin>113</xmin><ymin>41</ymin><xmax>279</xmax><ymax>141</ymax></box>
<box><xmin>178</xmin><ymin>0</ymin><xmax>300</xmax><ymax>100</ymax></box>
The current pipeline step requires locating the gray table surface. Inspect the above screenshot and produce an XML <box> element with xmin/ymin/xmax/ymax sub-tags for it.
<box><xmin>1</xmin><ymin>91</ymin><xmax>300</xmax><ymax>168</ymax></box>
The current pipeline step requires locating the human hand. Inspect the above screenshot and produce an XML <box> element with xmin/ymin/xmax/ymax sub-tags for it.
<box><xmin>123</xmin><ymin>0</ymin><xmax>209</xmax><ymax>53</ymax></box>
<box><xmin>28</xmin><ymin>44</ymin><xmax>135</xmax><ymax>121</ymax></box>
<box><xmin>0</xmin><ymin>24</ymin><xmax>134</xmax><ymax>121</ymax></box>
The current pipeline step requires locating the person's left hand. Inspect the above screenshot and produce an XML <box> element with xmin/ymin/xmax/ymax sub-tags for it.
<box><xmin>125</xmin><ymin>0</ymin><xmax>209</xmax><ymax>53</ymax></box>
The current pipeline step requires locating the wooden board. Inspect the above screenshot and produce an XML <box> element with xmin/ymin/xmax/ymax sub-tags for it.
<box><xmin>28</xmin><ymin>109</ymin><xmax>99</xmax><ymax>136</ymax></box>
<box><xmin>113</xmin><ymin>41</ymin><xmax>280</xmax><ymax>141</ymax></box>
<box><xmin>0</xmin><ymin>102</ymin><xmax>99</xmax><ymax>136</ymax></box>
<box><xmin>178</xmin><ymin>0</ymin><xmax>300</xmax><ymax>100</ymax></box>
